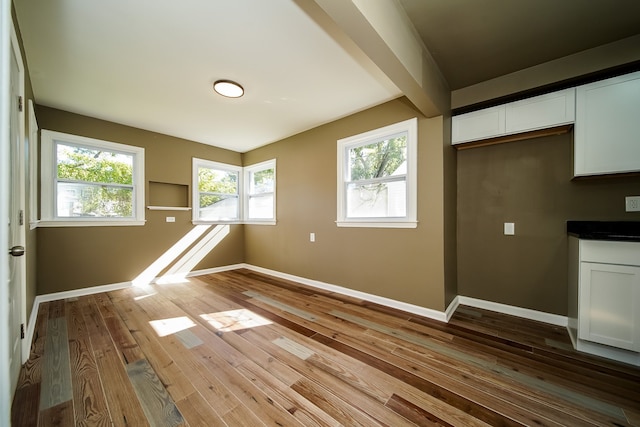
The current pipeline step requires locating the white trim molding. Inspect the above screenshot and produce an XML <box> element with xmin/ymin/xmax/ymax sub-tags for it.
<box><xmin>456</xmin><ymin>295</ymin><xmax>568</xmax><ymax>327</ymax></box>
<box><xmin>242</xmin><ymin>264</ymin><xmax>451</xmax><ymax>323</ymax></box>
<box><xmin>25</xmin><ymin>281</ymin><xmax>133</xmax><ymax>356</ymax></box>
<box><xmin>24</xmin><ymin>264</ymin><xmax>244</xmax><ymax>351</ymax></box>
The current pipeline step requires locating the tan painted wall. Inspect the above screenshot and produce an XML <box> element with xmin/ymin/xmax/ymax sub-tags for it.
<box><xmin>457</xmin><ymin>133</ymin><xmax>640</xmax><ymax>315</ymax></box>
<box><xmin>35</xmin><ymin>106</ymin><xmax>245</xmax><ymax>294</ymax></box>
<box><xmin>243</xmin><ymin>98</ymin><xmax>451</xmax><ymax>311</ymax></box>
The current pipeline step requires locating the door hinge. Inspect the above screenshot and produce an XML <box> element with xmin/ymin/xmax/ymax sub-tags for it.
<box><xmin>20</xmin><ymin>324</ymin><xmax>25</xmax><ymax>340</ymax></box>
<box><xmin>19</xmin><ymin>210</ymin><xmax>24</xmax><ymax>226</ymax></box>
<box><xmin>18</xmin><ymin>96</ymin><xmax>23</xmax><ymax>112</ymax></box>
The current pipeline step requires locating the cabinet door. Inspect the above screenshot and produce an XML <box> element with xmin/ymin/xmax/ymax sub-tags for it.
<box><xmin>452</xmin><ymin>105</ymin><xmax>505</xmax><ymax>144</ymax></box>
<box><xmin>579</xmin><ymin>262</ymin><xmax>640</xmax><ymax>351</ymax></box>
<box><xmin>505</xmin><ymin>88</ymin><xmax>575</xmax><ymax>134</ymax></box>
<box><xmin>575</xmin><ymin>71</ymin><xmax>640</xmax><ymax>176</ymax></box>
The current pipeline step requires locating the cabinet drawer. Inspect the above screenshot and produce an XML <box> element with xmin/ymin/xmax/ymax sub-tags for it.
<box><xmin>580</xmin><ymin>240</ymin><xmax>640</xmax><ymax>265</ymax></box>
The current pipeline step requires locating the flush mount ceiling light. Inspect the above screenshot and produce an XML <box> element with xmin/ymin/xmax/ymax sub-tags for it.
<box><xmin>213</xmin><ymin>80</ymin><xmax>244</xmax><ymax>98</ymax></box>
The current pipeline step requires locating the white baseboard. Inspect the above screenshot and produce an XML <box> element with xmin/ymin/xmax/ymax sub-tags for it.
<box><xmin>243</xmin><ymin>263</ymin><xmax>458</xmax><ymax>323</ymax></box>
<box><xmin>184</xmin><ymin>263</ymin><xmax>245</xmax><ymax>278</ymax></box>
<box><xmin>23</xmin><ymin>264</ymin><xmax>245</xmax><ymax>360</ymax></box>
<box><xmin>24</xmin><ymin>280</ymin><xmax>132</xmax><ymax>363</ymax></box>
<box><xmin>456</xmin><ymin>295</ymin><xmax>569</xmax><ymax>327</ymax></box>
<box><xmin>575</xmin><ymin>337</ymin><xmax>640</xmax><ymax>367</ymax></box>
<box><xmin>24</xmin><ymin>263</ymin><xmax>568</xmax><ymax>361</ymax></box>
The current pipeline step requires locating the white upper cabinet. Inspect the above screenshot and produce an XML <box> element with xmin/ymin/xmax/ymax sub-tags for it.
<box><xmin>505</xmin><ymin>88</ymin><xmax>575</xmax><ymax>134</ymax></box>
<box><xmin>452</xmin><ymin>105</ymin><xmax>505</xmax><ymax>144</ymax></box>
<box><xmin>452</xmin><ymin>88</ymin><xmax>575</xmax><ymax>145</ymax></box>
<box><xmin>574</xmin><ymin>71</ymin><xmax>640</xmax><ymax>176</ymax></box>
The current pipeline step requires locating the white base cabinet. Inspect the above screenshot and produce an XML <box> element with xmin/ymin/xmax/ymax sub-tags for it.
<box><xmin>569</xmin><ymin>238</ymin><xmax>640</xmax><ymax>365</ymax></box>
<box><xmin>578</xmin><ymin>261</ymin><xmax>640</xmax><ymax>351</ymax></box>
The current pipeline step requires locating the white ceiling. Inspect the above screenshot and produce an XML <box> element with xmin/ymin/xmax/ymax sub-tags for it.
<box><xmin>14</xmin><ymin>0</ymin><xmax>640</xmax><ymax>153</ymax></box>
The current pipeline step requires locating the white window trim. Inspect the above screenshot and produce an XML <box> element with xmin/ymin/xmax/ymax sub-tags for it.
<box><xmin>40</xmin><ymin>130</ymin><xmax>145</xmax><ymax>227</ymax></box>
<box><xmin>192</xmin><ymin>158</ymin><xmax>242</xmax><ymax>224</ymax></box>
<box><xmin>244</xmin><ymin>159</ymin><xmax>276</xmax><ymax>225</ymax></box>
<box><xmin>27</xmin><ymin>100</ymin><xmax>39</xmax><ymax>229</ymax></box>
<box><xmin>336</xmin><ymin>117</ymin><xmax>418</xmax><ymax>228</ymax></box>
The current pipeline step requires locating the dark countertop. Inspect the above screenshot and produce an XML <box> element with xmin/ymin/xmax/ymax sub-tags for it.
<box><xmin>567</xmin><ymin>221</ymin><xmax>640</xmax><ymax>242</ymax></box>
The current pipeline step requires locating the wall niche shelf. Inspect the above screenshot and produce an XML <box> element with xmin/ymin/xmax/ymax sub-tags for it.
<box><xmin>147</xmin><ymin>206</ymin><xmax>191</xmax><ymax>211</ymax></box>
<box><xmin>148</xmin><ymin>181</ymin><xmax>190</xmax><ymax>210</ymax></box>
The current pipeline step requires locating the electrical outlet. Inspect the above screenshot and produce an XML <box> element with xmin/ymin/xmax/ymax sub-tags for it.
<box><xmin>166</xmin><ymin>216</ymin><xmax>175</xmax><ymax>222</ymax></box>
<box><xmin>626</xmin><ymin>196</ymin><xmax>640</xmax><ymax>212</ymax></box>
<box><xmin>310</xmin><ymin>232</ymin><xmax>315</xmax><ymax>242</ymax></box>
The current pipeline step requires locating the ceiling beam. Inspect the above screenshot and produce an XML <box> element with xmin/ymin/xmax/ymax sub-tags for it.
<box><xmin>308</xmin><ymin>0</ymin><xmax>450</xmax><ymax>117</ymax></box>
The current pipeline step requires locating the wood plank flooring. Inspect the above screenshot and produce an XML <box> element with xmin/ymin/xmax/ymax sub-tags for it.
<box><xmin>11</xmin><ymin>269</ymin><xmax>640</xmax><ymax>426</ymax></box>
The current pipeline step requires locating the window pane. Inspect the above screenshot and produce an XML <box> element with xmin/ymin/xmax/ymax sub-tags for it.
<box><xmin>248</xmin><ymin>194</ymin><xmax>274</xmax><ymax>219</ymax></box>
<box><xmin>199</xmin><ymin>194</ymin><xmax>238</xmax><ymax>220</ymax></box>
<box><xmin>198</xmin><ymin>167</ymin><xmax>237</xmax><ymax>194</ymax></box>
<box><xmin>249</xmin><ymin>168</ymin><xmax>274</xmax><ymax>195</ymax></box>
<box><xmin>57</xmin><ymin>143</ymin><xmax>133</xmax><ymax>185</ymax></box>
<box><xmin>57</xmin><ymin>182</ymin><xmax>133</xmax><ymax>218</ymax></box>
<box><xmin>348</xmin><ymin>134</ymin><xmax>406</xmax><ymax>181</ymax></box>
<box><xmin>346</xmin><ymin>180</ymin><xmax>406</xmax><ymax>218</ymax></box>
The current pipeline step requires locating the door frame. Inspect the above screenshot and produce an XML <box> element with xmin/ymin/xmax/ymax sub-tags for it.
<box><xmin>9</xmin><ymin>17</ymin><xmax>27</xmax><ymax>367</ymax></box>
<box><xmin>1</xmin><ymin>0</ymin><xmax>15</xmax><ymax>423</ymax></box>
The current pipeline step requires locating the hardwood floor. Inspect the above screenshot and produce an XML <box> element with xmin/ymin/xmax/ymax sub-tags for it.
<box><xmin>11</xmin><ymin>269</ymin><xmax>640</xmax><ymax>426</ymax></box>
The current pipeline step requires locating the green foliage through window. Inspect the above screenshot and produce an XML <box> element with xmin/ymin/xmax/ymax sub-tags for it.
<box><xmin>348</xmin><ymin>134</ymin><xmax>406</xmax><ymax>181</ymax></box>
<box><xmin>197</xmin><ymin>167</ymin><xmax>239</xmax><ymax>209</ymax></box>
<box><xmin>56</xmin><ymin>143</ymin><xmax>134</xmax><ymax>217</ymax></box>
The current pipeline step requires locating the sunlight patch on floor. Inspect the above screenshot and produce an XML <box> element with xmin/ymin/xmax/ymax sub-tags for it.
<box><xmin>149</xmin><ymin>316</ymin><xmax>197</xmax><ymax>337</ymax></box>
<box><xmin>134</xmin><ymin>293</ymin><xmax>157</xmax><ymax>301</ymax></box>
<box><xmin>200</xmin><ymin>308</ymin><xmax>272</xmax><ymax>332</ymax></box>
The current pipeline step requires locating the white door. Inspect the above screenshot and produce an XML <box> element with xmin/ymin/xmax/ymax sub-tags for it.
<box><xmin>7</xmin><ymin>20</ymin><xmax>26</xmax><ymax>396</ymax></box>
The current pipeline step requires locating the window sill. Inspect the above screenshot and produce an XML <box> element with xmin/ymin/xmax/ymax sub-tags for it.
<box><xmin>244</xmin><ymin>221</ymin><xmax>277</xmax><ymax>226</ymax></box>
<box><xmin>336</xmin><ymin>220</ymin><xmax>418</xmax><ymax>229</ymax></box>
<box><xmin>192</xmin><ymin>220</ymin><xmax>242</xmax><ymax>226</ymax></box>
<box><xmin>38</xmin><ymin>219</ymin><xmax>146</xmax><ymax>227</ymax></box>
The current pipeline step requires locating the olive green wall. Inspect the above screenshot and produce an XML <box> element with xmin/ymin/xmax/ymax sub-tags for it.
<box><xmin>35</xmin><ymin>106</ymin><xmax>245</xmax><ymax>294</ymax></box>
<box><xmin>243</xmin><ymin>98</ymin><xmax>453</xmax><ymax>312</ymax></box>
<box><xmin>457</xmin><ymin>133</ymin><xmax>640</xmax><ymax>315</ymax></box>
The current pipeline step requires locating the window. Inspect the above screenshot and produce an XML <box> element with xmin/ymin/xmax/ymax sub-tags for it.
<box><xmin>193</xmin><ymin>158</ymin><xmax>241</xmax><ymax>223</ymax></box>
<box><xmin>244</xmin><ymin>159</ymin><xmax>276</xmax><ymax>223</ymax></box>
<box><xmin>40</xmin><ymin>130</ymin><xmax>145</xmax><ymax>226</ymax></box>
<box><xmin>193</xmin><ymin>158</ymin><xmax>276</xmax><ymax>224</ymax></box>
<box><xmin>337</xmin><ymin>118</ymin><xmax>417</xmax><ymax>228</ymax></box>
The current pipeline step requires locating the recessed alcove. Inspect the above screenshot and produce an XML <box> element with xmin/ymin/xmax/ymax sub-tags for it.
<box><xmin>148</xmin><ymin>181</ymin><xmax>190</xmax><ymax>210</ymax></box>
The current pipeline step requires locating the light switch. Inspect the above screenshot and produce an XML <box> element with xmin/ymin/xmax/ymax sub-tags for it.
<box><xmin>504</xmin><ymin>222</ymin><xmax>515</xmax><ymax>235</ymax></box>
<box><xmin>310</xmin><ymin>232</ymin><xmax>315</xmax><ymax>242</ymax></box>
